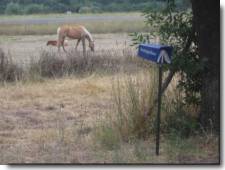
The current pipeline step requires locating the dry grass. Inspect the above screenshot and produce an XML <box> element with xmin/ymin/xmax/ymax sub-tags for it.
<box><xmin>0</xmin><ymin>47</ymin><xmax>143</xmax><ymax>82</ymax></box>
<box><xmin>0</xmin><ymin>33</ymin><xmax>133</xmax><ymax>66</ymax></box>
<box><xmin>0</xmin><ymin>12</ymin><xmax>147</xmax><ymax>35</ymax></box>
<box><xmin>0</xmin><ymin>20</ymin><xmax>148</xmax><ymax>36</ymax></box>
<box><xmin>93</xmin><ymin>69</ymin><xmax>219</xmax><ymax>164</ymax></box>
<box><xmin>0</xmin><ymin>46</ymin><xmax>219</xmax><ymax>164</ymax></box>
<box><xmin>31</xmin><ymin>48</ymin><xmax>139</xmax><ymax>78</ymax></box>
<box><xmin>0</xmin><ymin>49</ymin><xmax>23</xmax><ymax>82</ymax></box>
<box><xmin>0</xmin><ymin>72</ymin><xmax>219</xmax><ymax>164</ymax></box>
<box><xmin>0</xmin><ymin>75</ymin><xmax>113</xmax><ymax>163</ymax></box>
<box><xmin>0</xmin><ymin>12</ymin><xmax>142</xmax><ymax>20</ymax></box>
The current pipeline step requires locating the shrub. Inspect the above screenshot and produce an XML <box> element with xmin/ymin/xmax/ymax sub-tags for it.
<box><xmin>0</xmin><ymin>48</ymin><xmax>141</xmax><ymax>83</ymax></box>
<box><xmin>49</xmin><ymin>3</ymin><xmax>68</xmax><ymax>13</ymax></box>
<box><xmin>0</xmin><ymin>49</ymin><xmax>23</xmax><ymax>82</ymax></box>
<box><xmin>5</xmin><ymin>3</ymin><xmax>23</xmax><ymax>15</ymax></box>
<box><xmin>111</xmin><ymin>73</ymin><xmax>157</xmax><ymax>142</ymax></box>
<box><xmin>32</xmin><ymin>49</ymin><xmax>138</xmax><ymax>78</ymax></box>
<box><xmin>93</xmin><ymin>67</ymin><xmax>157</xmax><ymax>146</ymax></box>
<box><xmin>162</xmin><ymin>91</ymin><xmax>198</xmax><ymax>137</ymax></box>
<box><xmin>130</xmin><ymin>2</ymin><xmax>200</xmax><ymax>105</ymax></box>
<box><xmin>78</xmin><ymin>6</ymin><xmax>101</xmax><ymax>13</ymax></box>
<box><xmin>24</xmin><ymin>4</ymin><xmax>47</xmax><ymax>14</ymax></box>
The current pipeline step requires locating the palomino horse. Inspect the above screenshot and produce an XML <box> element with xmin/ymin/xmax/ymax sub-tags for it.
<box><xmin>57</xmin><ymin>25</ymin><xmax>94</xmax><ymax>56</ymax></box>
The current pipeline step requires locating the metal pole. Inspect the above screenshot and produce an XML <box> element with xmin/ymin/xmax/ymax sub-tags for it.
<box><xmin>156</xmin><ymin>64</ymin><xmax>162</xmax><ymax>155</ymax></box>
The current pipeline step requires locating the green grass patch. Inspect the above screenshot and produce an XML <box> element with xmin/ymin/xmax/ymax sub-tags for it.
<box><xmin>0</xmin><ymin>12</ymin><xmax>148</xmax><ymax>35</ymax></box>
<box><xmin>0</xmin><ymin>12</ymin><xmax>142</xmax><ymax>20</ymax></box>
<box><xmin>0</xmin><ymin>20</ymin><xmax>148</xmax><ymax>35</ymax></box>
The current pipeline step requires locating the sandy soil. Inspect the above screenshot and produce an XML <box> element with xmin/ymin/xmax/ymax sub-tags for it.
<box><xmin>0</xmin><ymin>33</ymin><xmax>132</xmax><ymax>66</ymax></box>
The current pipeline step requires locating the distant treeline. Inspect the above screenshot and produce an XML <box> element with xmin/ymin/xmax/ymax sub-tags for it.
<box><xmin>0</xmin><ymin>0</ymin><xmax>191</xmax><ymax>15</ymax></box>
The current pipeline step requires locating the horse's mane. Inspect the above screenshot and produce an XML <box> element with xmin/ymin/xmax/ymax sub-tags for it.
<box><xmin>81</xmin><ymin>26</ymin><xmax>93</xmax><ymax>42</ymax></box>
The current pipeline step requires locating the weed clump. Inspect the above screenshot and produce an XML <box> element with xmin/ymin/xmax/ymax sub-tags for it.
<box><xmin>162</xmin><ymin>91</ymin><xmax>199</xmax><ymax>138</ymax></box>
<box><xmin>0</xmin><ymin>48</ymin><xmax>143</xmax><ymax>82</ymax></box>
<box><xmin>0</xmin><ymin>48</ymin><xmax>23</xmax><ymax>82</ymax></box>
<box><xmin>30</xmin><ymin>49</ymin><xmax>139</xmax><ymax>78</ymax></box>
<box><xmin>95</xmin><ymin>124</ymin><xmax>121</xmax><ymax>150</ymax></box>
<box><xmin>95</xmin><ymin>69</ymin><xmax>158</xmax><ymax>148</ymax></box>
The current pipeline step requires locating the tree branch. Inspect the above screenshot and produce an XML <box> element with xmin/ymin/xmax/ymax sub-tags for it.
<box><xmin>147</xmin><ymin>21</ymin><xmax>195</xmax><ymax>115</ymax></box>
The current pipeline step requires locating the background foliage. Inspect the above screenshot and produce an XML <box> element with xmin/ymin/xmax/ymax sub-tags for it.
<box><xmin>0</xmin><ymin>0</ymin><xmax>191</xmax><ymax>14</ymax></box>
<box><xmin>130</xmin><ymin>0</ymin><xmax>202</xmax><ymax>105</ymax></box>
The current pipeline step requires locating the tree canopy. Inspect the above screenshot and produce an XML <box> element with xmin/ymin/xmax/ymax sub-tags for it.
<box><xmin>131</xmin><ymin>0</ymin><xmax>219</xmax><ymax>132</ymax></box>
<box><xmin>0</xmin><ymin>0</ymin><xmax>191</xmax><ymax>14</ymax></box>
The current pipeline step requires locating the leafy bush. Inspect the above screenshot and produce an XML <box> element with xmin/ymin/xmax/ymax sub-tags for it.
<box><xmin>175</xmin><ymin>0</ymin><xmax>191</xmax><ymax>11</ymax></box>
<box><xmin>5</xmin><ymin>3</ymin><xmax>23</xmax><ymax>15</ymax></box>
<box><xmin>143</xmin><ymin>1</ymin><xmax>166</xmax><ymax>12</ymax></box>
<box><xmin>24</xmin><ymin>4</ymin><xmax>47</xmax><ymax>14</ymax></box>
<box><xmin>78</xmin><ymin>6</ymin><xmax>101</xmax><ymax>13</ymax></box>
<box><xmin>163</xmin><ymin>101</ymin><xmax>198</xmax><ymax>138</ymax></box>
<box><xmin>160</xmin><ymin>89</ymin><xmax>199</xmax><ymax>138</ymax></box>
<box><xmin>130</xmin><ymin>1</ymin><xmax>201</xmax><ymax>105</ymax></box>
<box><xmin>1</xmin><ymin>0</ymin><xmax>190</xmax><ymax>14</ymax></box>
<box><xmin>48</xmin><ymin>3</ymin><xmax>68</xmax><ymax>13</ymax></box>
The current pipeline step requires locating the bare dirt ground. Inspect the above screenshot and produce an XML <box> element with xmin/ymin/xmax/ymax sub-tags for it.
<box><xmin>0</xmin><ymin>33</ymin><xmax>131</xmax><ymax>66</ymax></box>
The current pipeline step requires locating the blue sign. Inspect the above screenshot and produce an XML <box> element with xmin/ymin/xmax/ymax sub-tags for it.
<box><xmin>138</xmin><ymin>44</ymin><xmax>173</xmax><ymax>64</ymax></box>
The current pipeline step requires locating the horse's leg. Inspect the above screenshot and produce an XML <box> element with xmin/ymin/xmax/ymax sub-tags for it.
<box><xmin>75</xmin><ymin>39</ymin><xmax>81</xmax><ymax>51</ymax></box>
<box><xmin>62</xmin><ymin>38</ymin><xmax>67</xmax><ymax>52</ymax></box>
<box><xmin>57</xmin><ymin>36</ymin><xmax>63</xmax><ymax>52</ymax></box>
<box><xmin>57</xmin><ymin>39</ymin><xmax>61</xmax><ymax>52</ymax></box>
<box><xmin>82</xmin><ymin>37</ymin><xmax>86</xmax><ymax>57</ymax></box>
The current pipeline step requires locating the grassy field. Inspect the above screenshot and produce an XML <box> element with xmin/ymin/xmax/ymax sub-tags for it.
<box><xmin>0</xmin><ymin>47</ymin><xmax>219</xmax><ymax>164</ymax></box>
<box><xmin>0</xmin><ymin>12</ymin><xmax>142</xmax><ymax>20</ymax></box>
<box><xmin>0</xmin><ymin>74</ymin><xmax>218</xmax><ymax>163</ymax></box>
<box><xmin>0</xmin><ymin>33</ymin><xmax>134</xmax><ymax>67</ymax></box>
<box><xmin>0</xmin><ymin>20</ymin><xmax>147</xmax><ymax>35</ymax></box>
<box><xmin>0</xmin><ymin>12</ymin><xmax>148</xmax><ymax>35</ymax></box>
<box><xmin>0</xmin><ymin>12</ymin><xmax>219</xmax><ymax>164</ymax></box>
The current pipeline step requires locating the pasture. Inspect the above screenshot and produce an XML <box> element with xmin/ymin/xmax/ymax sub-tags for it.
<box><xmin>0</xmin><ymin>12</ymin><xmax>219</xmax><ymax>164</ymax></box>
<box><xmin>0</xmin><ymin>12</ymin><xmax>147</xmax><ymax>35</ymax></box>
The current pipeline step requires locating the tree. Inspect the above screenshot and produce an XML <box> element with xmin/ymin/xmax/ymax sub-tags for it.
<box><xmin>131</xmin><ymin>0</ymin><xmax>220</xmax><ymax>132</ymax></box>
<box><xmin>130</xmin><ymin>0</ymin><xmax>199</xmax><ymax>110</ymax></box>
<box><xmin>5</xmin><ymin>2</ymin><xmax>23</xmax><ymax>15</ymax></box>
<box><xmin>191</xmin><ymin>0</ymin><xmax>220</xmax><ymax>131</ymax></box>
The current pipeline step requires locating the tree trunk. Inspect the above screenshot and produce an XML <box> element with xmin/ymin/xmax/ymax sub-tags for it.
<box><xmin>191</xmin><ymin>0</ymin><xmax>220</xmax><ymax>132</ymax></box>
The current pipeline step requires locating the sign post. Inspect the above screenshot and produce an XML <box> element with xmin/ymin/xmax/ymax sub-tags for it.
<box><xmin>138</xmin><ymin>44</ymin><xmax>173</xmax><ymax>155</ymax></box>
<box><xmin>156</xmin><ymin>64</ymin><xmax>162</xmax><ymax>155</ymax></box>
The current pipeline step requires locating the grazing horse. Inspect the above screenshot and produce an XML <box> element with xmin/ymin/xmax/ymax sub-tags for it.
<box><xmin>47</xmin><ymin>40</ymin><xmax>68</xmax><ymax>46</ymax></box>
<box><xmin>57</xmin><ymin>25</ymin><xmax>94</xmax><ymax>56</ymax></box>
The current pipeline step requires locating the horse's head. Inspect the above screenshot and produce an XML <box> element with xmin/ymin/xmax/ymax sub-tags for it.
<box><xmin>46</xmin><ymin>41</ymin><xmax>51</xmax><ymax>46</ymax></box>
<box><xmin>89</xmin><ymin>41</ymin><xmax>95</xmax><ymax>52</ymax></box>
